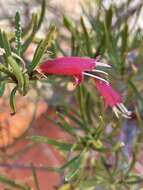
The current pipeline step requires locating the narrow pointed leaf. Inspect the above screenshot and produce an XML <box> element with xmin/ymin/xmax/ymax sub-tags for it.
<box><xmin>0</xmin><ymin>175</ymin><xmax>29</xmax><ymax>190</ymax></box>
<box><xmin>15</xmin><ymin>12</ymin><xmax>22</xmax><ymax>55</ymax></box>
<box><xmin>0</xmin><ymin>81</ymin><xmax>6</xmax><ymax>97</ymax></box>
<box><xmin>28</xmin><ymin>25</ymin><xmax>56</xmax><ymax>73</ymax></box>
<box><xmin>27</xmin><ymin>136</ymin><xmax>72</xmax><ymax>151</ymax></box>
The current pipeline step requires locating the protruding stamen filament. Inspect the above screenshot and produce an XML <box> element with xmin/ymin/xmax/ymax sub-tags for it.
<box><xmin>92</xmin><ymin>69</ymin><xmax>109</xmax><ymax>75</ymax></box>
<box><xmin>113</xmin><ymin>104</ymin><xmax>131</xmax><ymax>118</ymax></box>
<box><xmin>118</xmin><ymin>103</ymin><xmax>132</xmax><ymax>115</ymax></box>
<box><xmin>96</xmin><ymin>62</ymin><xmax>111</xmax><ymax>68</ymax></box>
<box><xmin>83</xmin><ymin>72</ymin><xmax>109</xmax><ymax>84</ymax></box>
<box><xmin>120</xmin><ymin>112</ymin><xmax>131</xmax><ymax>118</ymax></box>
<box><xmin>117</xmin><ymin>103</ymin><xmax>132</xmax><ymax>117</ymax></box>
<box><xmin>112</xmin><ymin>106</ymin><xmax>120</xmax><ymax>118</ymax></box>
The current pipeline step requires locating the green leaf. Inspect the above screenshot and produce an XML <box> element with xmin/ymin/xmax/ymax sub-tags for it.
<box><xmin>121</xmin><ymin>23</ymin><xmax>128</xmax><ymax>56</ymax></box>
<box><xmin>57</xmin><ymin>107</ymin><xmax>84</xmax><ymax>129</ymax></box>
<box><xmin>112</xmin><ymin>141</ymin><xmax>125</xmax><ymax>151</ymax></box>
<box><xmin>28</xmin><ymin>24</ymin><xmax>56</xmax><ymax>73</ymax></box>
<box><xmin>76</xmin><ymin>85</ymin><xmax>89</xmax><ymax>131</ymax></box>
<box><xmin>15</xmin><ymin>12</ymin><xmax>22</xmax><ymax>55</ymax></box>
<box><xmin>60</xmin><ymin>155</ymin><xmax>80</xmax><ymax>171</ymax></box>
<box><xmin>80</xmin><ymin>17</ymin><xmax>92</xmax><ymax>56</ymax></box>
<box><xmin>0</xmin><ymin>175</ymin><xmax>30</xmax><ymax>190</ymax></box>
<box><xmin>37</xmin><ymin>0</ymin><xmax>46</xmax><ymax>30</ymax></box>
<box><xmin>21</xmin><ymin>13</ymin><xmax>38</xmax><ymax>53</ymax></box>
<box><xmin>0</xmin><ymin>81</ymin><xmax>6</xmax><ymax>97</ymax></box>
<box><xmin>0</xmin><ymin>63</ymin><xmax>16</xmax><ymax>81</ymax></box>
<box><xmin>85</xmin><ymin>92</ymin><xmax>93</xmax><ymax>123</ymax></box>
<box><xmin>128</xmin><ymin>79</ymin><xmax>143</xmax><ymax>106</ymax></box>
<box><xmin>63</xmin><ymin>16</ymin><xmax>75</xmax><ymax>33</ymax></box>
<box><xmin>27</xmin><ymin>135</ymin><xmax>72</xmax><ymax>151</ymax></box>
<box><xmin>30</xmin><ymin>163</ymin><xmax>40</xmax><ymax>190</ymax></box>
<box><xmin>22</xmin><ymin>0</ymin><xmax>45</xmax><ymax>39</ymax></box>
<box><xmin>79</xmin><ymin>176</ymin><xmax>103</xmax><ymax>189</ymax></box>
<box><xmin>105</xmin><ymin>6</ymin><xmax>113</xmax><ymax>30</ymax></box>
<box><xmin>22</xmin><ymin>72</ymin><xmax>29</xmax><ymax>96</ymax></box>
<box><xmin>21</xmin><ymin>0</ymin><xmax>46</xmax><ymax>53</ymax></box>
<box><xmin>7</xmin><ymin>56</ymin><xmax>24</xmax><ymax>94</ymax></box>
<box><xmin>0</xmin><ymin>30</ymin><xmax>4</xmax><ymax>49</ymax></box>
<box><xmin>65</xmin><ymin>167</ymin><xmax>80</xmax><ymax>182</ymax></box>
<box><xmin>60</xmin><ymin>149</ymin><xmax>86</xmax><ymax>181</ymax></box>
<box><xmin>95</xmin><ymin>34</ymin><xmax>106</xmax><ymax>56</ymax></box>
<box><xmin>64</xmin><ymin>153</ymin><xmax>83</xmax><ymax>181</ymax></box>
<box><xmin>57</xmin><ymin>114</ymin><xmax>77</xmax><ymax>136</ymax></box>
<box><xmin>9</xmin><ymin>85</ymin><xmax>18</xmax><ymax>115</ymax></box>
<box><xmin>0</xmin><ymin>31</ymin><xmax>11</xmax><ymax>56</ymax></box>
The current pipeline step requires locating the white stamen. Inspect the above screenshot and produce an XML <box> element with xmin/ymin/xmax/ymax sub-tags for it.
<box><xmin>92</xmin><ymin>69</ymin><xmax>109</xmax><ymax>75</ymax></box>
<box><xmin>112</xmin><ymin>106</ymin><xmax>121</xmax><ymax>118</ymax></box>
<box><xmin>83</xmin><ymin>72</ymin><xmax>109</xmax><ymax>84</ymax></box>
<box><xmin>113</xmin><ymin>104</ymin><xmax>131</xmax><ymax>118</ymax></box>
<box><xmin>117</xmin><ymin>103</ymin><xmax>132</xmax><ymax>115</ymax></box>
<box><xmin>121</xmin><ymin>104</ymin><xmax>132</xmax><ymax>115</ymax></box>
<box><xmin>96</xmin><ymin>62</ymin><xmax>111</xmax><ymax>68</ymax></box>
<box><xmin>122</xmin><ymin>113</ymin><xmax>132</xmax><ymax>119</ymax></box>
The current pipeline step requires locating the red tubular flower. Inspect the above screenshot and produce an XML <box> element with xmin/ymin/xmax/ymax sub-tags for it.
<box><xmin>94</xmin><ymin>80</ymin><xmax>131</xmax><ymax>118</ymax></box>
<box><xmin>39</xmin><ymin>56</ymin><xmax>110</xmax><ymax>85</ymax></box>
<box><xmin>39</xmin><ymin>56</ymin><xmax>131</xmax><ymax>118</ymax></box>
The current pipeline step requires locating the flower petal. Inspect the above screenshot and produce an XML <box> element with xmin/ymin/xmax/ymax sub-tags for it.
<box><xmin>39</xmin><ymin>56</ymin><xmax>96</xmax><ymax>75</ymax></box>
